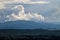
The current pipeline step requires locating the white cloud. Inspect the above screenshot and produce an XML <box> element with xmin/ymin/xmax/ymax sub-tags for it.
<box><xmin>0</xmin><ymin>2</ymin><xmax>5</xmax><ymax>9</ymax></box>
<box><xmin>14</xmin><ymin>0</ymin><xmax>50</xmax><ymax>4</ymax></box>
<box><xmin>0</xmin><ymin>0</ymin><xmax>14</xmax><ymax>9</ymax></box>
<box><xmin>14</xmin><ymin>0</ymin><xmax>30</xmax><ymax>3</ymax></box>
<box><xmin>6</xmin><ymin>5</ymin><xmax>44</xmax><ymax>22</ymax></box>
<box><xmin>3</xmin><ymin>0</ymin><xmax>50</xmax><ymax>4</ymax></box>
<box><xmin>0</xmin><ymin>0</ymin><xmax>50</xmax><ymax>9</ymax></box>
<box><xmin>26</xmin><ymin>1</ymin><xmax>50</xmax><ymax>4</ymax></box>
<box><xmin>0</xmin><ymin>0</ymin><xmax>13</xmax><ymax>2</ymax></box>
<box><xmin>6</xmin><ymin>12</ymin><xmax>44</xmax><ymax>21</ymax></box>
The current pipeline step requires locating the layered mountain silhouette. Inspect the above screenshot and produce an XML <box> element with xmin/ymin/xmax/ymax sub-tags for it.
<box><xmin>0</xmin><ymin>20</ymin><xmax>60</xmax><ymax>30</ymax></box>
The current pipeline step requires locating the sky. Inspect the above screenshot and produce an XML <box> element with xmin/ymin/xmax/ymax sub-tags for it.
<box><xmin>0</xmin><ymin>0</ymin><xmax>60</xmax><ymax>23</ymax></box>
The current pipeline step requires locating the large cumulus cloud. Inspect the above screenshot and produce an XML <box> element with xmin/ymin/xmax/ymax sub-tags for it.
<box><xmin>5</xmin><ymin>5</ymin><xmax>44</xmax><ymax>22</ymax></box>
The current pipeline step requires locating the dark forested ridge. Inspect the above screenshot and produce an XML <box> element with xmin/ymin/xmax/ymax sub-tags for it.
<box><xmin>0</xmin><ymin>29</ymin><xmax>60</xmax><ymax>40</ymax></box>
<box><xmin>0</xmin><ymin>20</ymin><xmax>60</xmax><ymax>40</ymax></box>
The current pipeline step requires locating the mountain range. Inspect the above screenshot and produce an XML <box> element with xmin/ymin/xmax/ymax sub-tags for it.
<box><xmin>0</xmin><ymin>20</ymin><xmax>60</xmax><ymax>30</ymax></box>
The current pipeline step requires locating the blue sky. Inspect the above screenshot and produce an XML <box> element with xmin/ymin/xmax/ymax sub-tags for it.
<box><xmin>0</xmin><ymin>0</ymin><xmax>60</xmax><ymax>22</ymax></box>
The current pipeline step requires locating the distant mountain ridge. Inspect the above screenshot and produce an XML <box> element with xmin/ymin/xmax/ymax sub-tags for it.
<box><xmin>0</xmin><ymin>20</ymin><xmax>60</xmax><ymax>30</ymax></box>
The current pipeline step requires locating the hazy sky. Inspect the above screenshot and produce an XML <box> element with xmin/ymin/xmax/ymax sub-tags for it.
<box><xmin>0</xmin><ymin>0</ymin><xmax>60</xmax><ymax>22</ymax></box>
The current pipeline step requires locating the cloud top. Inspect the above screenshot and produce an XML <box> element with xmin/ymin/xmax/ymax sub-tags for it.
<box><xmin>5</xmin><ymin>5</ymin><xmax>44</xmax><ymax>22</ymax></box>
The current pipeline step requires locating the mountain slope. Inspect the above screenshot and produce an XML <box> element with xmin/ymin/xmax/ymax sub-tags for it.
<box><xmin>0</xmin><ymin>20</ymin><xmax>60</xmax><ymax>30</ymax></box>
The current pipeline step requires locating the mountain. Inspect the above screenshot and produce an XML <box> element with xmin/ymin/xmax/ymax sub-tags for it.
<box><xmin>0</xmin><ymin>20</ymin><xmax>60</xmax><ymax>30</ymax></box>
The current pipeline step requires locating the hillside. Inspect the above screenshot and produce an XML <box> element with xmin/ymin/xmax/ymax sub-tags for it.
<box><xmin>0</xmin><ymin>20</ymin><xmax>60</xmax><ymax>30</ymax></box>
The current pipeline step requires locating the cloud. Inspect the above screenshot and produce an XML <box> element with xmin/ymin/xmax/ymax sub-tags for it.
<box><xmin>3</xmin><ymin>0</ymin><xmax>50</xmax><ymax>4</ymax></box>
<box><xmin>5</xmin><ymin>5</ymin><xmax>44</xmax><ymax>22</ymax></box>
<box><xmin>26</xmin><ymin>1</ymin><xmax>50</xmax><ymax>4</ymax></box>
<box><xmin>0</xmin><ymin>0</ymin><xmax>50</xmax><ymax>9</ymax></box>
<box><xmin>0</xmin><ymin>2</ymin><xmax>5</xmax><ymax>9</ymax></box>
<box><xmin>14</xmin><ymin>0</ymin><xmax>30</xmax><ymax>3</ymax></box>
<box><xmin>6</xmin><ymin>12</ymin><xmax>44</xmax><ymax>21</ymax></box>
<box><xmin>0</xmin><ymin>0</ymin><xmax>13</xmax><ymax>2</ymax></box>
<box><xmin>0</xmin><ymin>0</ymin><xmax>14</xmax><ymax>9</ymax></box>
<box><xmin>0</xmin><ymin>0</ymin><xmax>52</xmax><ymax>22</ymax></box>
